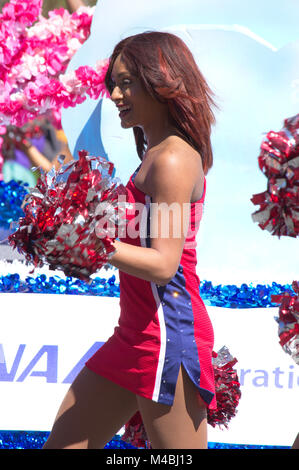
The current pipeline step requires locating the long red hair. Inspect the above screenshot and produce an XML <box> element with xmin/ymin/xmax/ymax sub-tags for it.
<box><xmin>105</xmin><ymin>31</ymin><xmax>217</xmax><ymax>174</ymax></box>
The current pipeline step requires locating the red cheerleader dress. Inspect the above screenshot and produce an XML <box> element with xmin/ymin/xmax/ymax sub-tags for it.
<box><xmin>86</xmin><ymin>164</ymin><xmax>216</xmax><ymax>409</ymax></box>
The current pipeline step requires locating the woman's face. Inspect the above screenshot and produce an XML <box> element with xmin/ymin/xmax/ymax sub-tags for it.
<box><xmin>110</xmin><ymin>54</ymin><xmax>165</xmax><ymax>130</ymax></box>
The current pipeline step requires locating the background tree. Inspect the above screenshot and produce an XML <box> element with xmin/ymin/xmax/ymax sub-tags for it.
<box><xmin>0</xmin><ymin>0</ymin><xmax>97</xmax><ymax>16</ymax></box>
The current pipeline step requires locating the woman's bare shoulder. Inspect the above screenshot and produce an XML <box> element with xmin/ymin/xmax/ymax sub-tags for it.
<box><xmin>145</xmin><ymin>136</ymin><xmax>203</xmax><ymax>199</ymax></box>
<box><xmin>149</xmin><ymin>136</ymin><xmax>202</xmax><ymax>178</ymax></box>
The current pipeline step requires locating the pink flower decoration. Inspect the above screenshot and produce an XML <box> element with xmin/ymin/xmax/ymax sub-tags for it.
<box><xmin>0</xmin><ymin>0</ymin><xmax>110</xmax><ymax>179</ymax></box>
<box><xmin>1</xmin><ymin>0</ymin><xmax>42</xmax><ymax>26</ymax></box>
<box><xmin>0</xmin><ymin>1</ymin><xmax>107</xmax><ymax>131</ymax></box>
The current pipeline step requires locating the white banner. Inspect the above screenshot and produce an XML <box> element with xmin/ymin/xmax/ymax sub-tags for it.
<box><xmin>0</xmin><ymin>293</ymin><xmax>298</xmax><ymax>447</ymax></box>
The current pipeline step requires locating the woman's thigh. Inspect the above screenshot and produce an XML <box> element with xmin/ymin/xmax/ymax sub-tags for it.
<box><xmin>137</xmin><ymin>366</ymin><xmax>208</xmax><ymax>449</ymax></box>
<box><xmin>43</xmin><ymin>366</ymin><xmax>138</xmax><ymax>449</ymax></box>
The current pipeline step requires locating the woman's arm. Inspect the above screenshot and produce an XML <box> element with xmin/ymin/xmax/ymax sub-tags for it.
<box><xmin>20</xmin><ymin>142</ymin><xmax>53</xmax><ymax>172</ymax></box>
<box><xmin>65</xmin><ymin>0</ymin><xmax>86</xmax><ymax>12</ymax></box>
<box><xmin>109</xmin><ymin>241</ymin><xmax>174</xmax><ymax>285</ymax></box>
<box><xmin>50</xmin><ymin>141</ymin><xmax>74</xmax><ymax>170</ymax></box>
<box><xmin>109</xmin><ymin>149</ymin><xmax>202</xmax><ymax>285</ymax></box>
<box><xmin>14</xmin><ymin>133</ymin><xmax>74</xmax><ymax>173</ymax></box>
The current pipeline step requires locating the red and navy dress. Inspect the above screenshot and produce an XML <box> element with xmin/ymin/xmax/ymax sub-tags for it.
<box><xmin>86</xmin><ymin>165</ymin><xmax>216</xmax><ymax>409</ymax></box>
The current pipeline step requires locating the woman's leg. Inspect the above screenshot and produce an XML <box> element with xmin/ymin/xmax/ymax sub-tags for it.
<box><xmin>137</xmin><ymin>365</ymin><xmax>208</xmax><ymax>449</ymax></box>
<box><xmin>43</xmin><ymin>366</ymin><xmax>138</xmax><ymax>449</ymax></box>
<box><xmin>291</xmin><ymin>433</ymin><xmax>299</xmax><ymax>449</ymax></box>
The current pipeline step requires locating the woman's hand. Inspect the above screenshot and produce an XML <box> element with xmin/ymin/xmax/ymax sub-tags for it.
<box><xmin>2</xmin><ymin>128</ymin><xmax>31</xmax><ymax>153</ymax></box>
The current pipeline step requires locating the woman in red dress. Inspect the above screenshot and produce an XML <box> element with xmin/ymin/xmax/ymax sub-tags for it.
<box><xmin>44</xmin><ymin>31</ymin><xmax>217</xmax><ymax>449</ymax></box>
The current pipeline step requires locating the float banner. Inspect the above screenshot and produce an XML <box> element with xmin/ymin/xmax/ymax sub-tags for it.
<box><xmin>0</xmin><ymin>293</ymin><xmax>298</xmax><ymax>447</ymax></box>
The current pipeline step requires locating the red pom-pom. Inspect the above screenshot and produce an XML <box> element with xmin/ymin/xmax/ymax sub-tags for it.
<box><xmin>272</xmin><ymin>281</ymin><xmax>299</xmax><ymax>365</ymax></box>
<box><xmin>8</xmin><ymin>150</ymin><xmax>128</xmax><ymax>282</ymax></box>
<box><xmin>207</xmin><ymin>346</ymin><xmax>241</xmax><ymax>429</ymax></box>
<box><xmin>121</xmin><ymin>346</ymin><xmax>241</xmax><ymax>447</ymax></box>
<box><xmin>121</xmin><ymin>411</ymin><xmax>151</xmax><ymax>449</ymax></box>
<box><xmin>251</xmin><ymin>114</ymin><xmax>299</xmax><ymax>238</ymax></box>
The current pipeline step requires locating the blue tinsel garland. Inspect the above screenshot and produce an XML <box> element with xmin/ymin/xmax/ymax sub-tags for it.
<box><xmin>0</xmin><ymin>180</ymin><xmax>28</xmax><ymax>229</ymax></box>
<box><xmin>0</xmin><ymin>431</ymin><xmax>290</xmax><ymax>449</ymax></box>
<box><xmin>0</xmin><ymin>272</ymin><xmax>295</xmax><ymax>308</ymax></box>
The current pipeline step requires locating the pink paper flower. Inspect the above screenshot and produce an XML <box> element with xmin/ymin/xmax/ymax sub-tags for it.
<box><xmin>1</xmin><ymin>0</ymin><xmax>42</xmax><ymax>26</ymax></box>
<box><xmin>0</xmin><ymin>0</ymin><xmax>106</xmax><ymax>134</ymax></box>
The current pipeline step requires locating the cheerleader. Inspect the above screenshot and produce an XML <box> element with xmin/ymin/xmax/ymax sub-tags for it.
<box><xmin>43</xmin><ymin>31</ymin><xmax>217</xmax><ymax>449</ymax></box>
